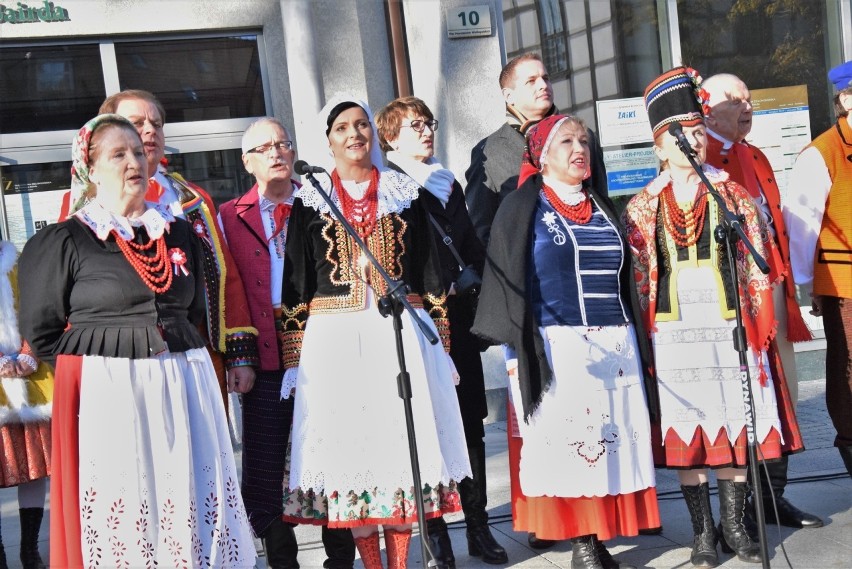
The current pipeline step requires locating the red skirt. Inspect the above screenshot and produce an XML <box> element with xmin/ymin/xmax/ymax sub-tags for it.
<box><xmin>50</xmin><ymin>354</ymin><xmax>84</xmax><ymax>568</ymax></box>
<box><xmin>0</xmin><ymin>421</ymin><xmax>50</xmax><ymax>488</ymax></box>
<box><xmin>653</xmin><ymin>343</ymin><xmax>804</xmax><ymax>468</ymax></box>
<box><xmin>507</xmin><ymin>402</ymin><xmax>661</xmax><ymax>541</ymax></box>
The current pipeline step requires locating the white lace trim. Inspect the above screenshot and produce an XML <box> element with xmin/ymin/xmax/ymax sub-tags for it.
<box><xmin>74</xmin><ymin>201</ymin><xmax>175</xmax><ymax>241</ymax></box>
<box><xmin>295</xmin><ymin>168</ymin><xmax>421</xmax><ymax>218</ymax></box>
<box><xmin>645</xmin><ymin>164</ymin><xmax>729</xmax><ymax>197</ymax></box>
<box><xmin>280</xmin><ymin>367</ymin><xmax>298</xmax><ymax>400</ymax></box>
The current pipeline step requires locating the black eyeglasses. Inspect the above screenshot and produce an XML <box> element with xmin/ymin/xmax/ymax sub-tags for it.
<box><xmin>400</xmin><ymin>119</ymin><xmax>439</xmax><ymax>133</ymax></box>
<box><xmin>246</xmin><ymin>140</ymin><xmax>293</xmax><ymax>155</ymax></box>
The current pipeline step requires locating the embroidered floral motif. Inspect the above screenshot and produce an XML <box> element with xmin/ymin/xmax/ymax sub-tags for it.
<box><xmin>280</xmin><ymin>304</ymin><xmax>308</xmax><ymax>369</ymax></box>
<box><xmin>282</xmin><ymin>481</ymin><xmax>461</xmax><ymax>525</ymax></box>
<box><xmin>81</xmin><ymin>488</ymin><xmax>103</xmax><ymax>566</ymax></box>
<box><xmin>423</xmin><ymin>292</ymin><xmax>451</xmax><ymax>352</ymax></box>
<box><xmin>541</xmin><ymin>211</ymin><xmax>567</xmax><ymax>245</ymax></box>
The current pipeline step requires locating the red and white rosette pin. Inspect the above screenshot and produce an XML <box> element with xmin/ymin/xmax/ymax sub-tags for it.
<box><xmin>191</xmin><ymin>219</ymin><xmax>213</xmax><ymax>249</ymax></box>
<box><xmin>169</xmin><ymin>248</ymin><xmax>190</xmax><ymax>276</ymax></box>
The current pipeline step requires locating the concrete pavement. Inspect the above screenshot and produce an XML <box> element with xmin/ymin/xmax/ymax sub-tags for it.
<box><xmin>0</xmin><ymin>379</ymin><xmax>848</xmax><ymax>568</ymax></box>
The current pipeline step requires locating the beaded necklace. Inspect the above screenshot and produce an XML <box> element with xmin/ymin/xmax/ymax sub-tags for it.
<box><xmin>332</xmin><ymin>166</ymin><xmax>380</xmax><ymax>239</ymax></box>
<box><xmin>660</xmin><ymin>182</ymin><xmax>708</xmax><ymax>247</ymax></box>
<box><xmin>542</xmin><ymin>183</ymin><xmax>592</xmax><ymax>224</ymax></box>
<box><xmin>113</xmin><ymin>230</ymin><xmax>173</xmax><ymax>294</ymax></box>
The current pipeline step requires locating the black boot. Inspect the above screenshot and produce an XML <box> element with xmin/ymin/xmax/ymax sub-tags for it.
<box><xmin>752</xmin><ymin>456</ymin><xmax>823</xmax><ymax>528</ymax></box>
<box><xmin>18</xmin><ymin>508</ymin><xmax>45</xmax><ymax>569</ymax></box>
<box><xmin>321</xmin><ymin>525</ymin><xmax>356</xmax><ymax>569</ymax></box>
<box><xmin>426</xmin><ymin>516</ymin><xmax>456</xmax><ymax>569</ymax></box>
<box><xmin>717</xmin><ymin>480</ymin><xmax>761</xmax><ymax>563</ymax></box>
<box><xmin>0</xmin><ymin>512</ymin><xmax>7</xmax><ymax>569</ymax></box>
<box><xmin>263</xmin><ymin>518</ymin><xmax>300</xmax><ymax>569</ymax></box>
<box><xmin>570</xmin><ymin>535</ymin><xmax>603</xmax><ymax>569</ymax></box>
<box><xmin>839</xmin><ymin>445</ymin><xmax>852</xmax><ymax>478</ymax></box>
<box><xmin>463</xmin><ymin>441</ymin><xmax>508</xmax><ymax>564</ymax></box>
<box><xmin>592</xmin><ymin>535</ymin><xmax>636</xmax><ymax>569</ymax></box>
<box><xmin>680</xmin><ymin>484</ymin><xmax>718</xmax><ymax>568</ymax></box>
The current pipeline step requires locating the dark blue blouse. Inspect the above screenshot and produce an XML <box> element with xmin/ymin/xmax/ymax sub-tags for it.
<box><xmin>528</xmin><ymin>194</ymin><xmax>629</xmax><ymax>327</ymax></box>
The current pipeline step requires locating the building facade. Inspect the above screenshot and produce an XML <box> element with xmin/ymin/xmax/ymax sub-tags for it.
<box><xmin>1</xmin><ymin>0</ymin><xmax>850</xmax><ymax>247</ymax></box>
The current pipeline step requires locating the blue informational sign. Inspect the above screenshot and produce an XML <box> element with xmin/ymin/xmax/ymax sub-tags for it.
<box><xmin>607</xmin><ymin>168</ymin><xmax>658</xmax><ymax>195</ymax></box>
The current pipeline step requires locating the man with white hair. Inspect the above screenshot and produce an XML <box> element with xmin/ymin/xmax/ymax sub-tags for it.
<box><xmin>703</xmin><ymin>73</ymin><xmax>823</xmax><ymax>528</ymax></box>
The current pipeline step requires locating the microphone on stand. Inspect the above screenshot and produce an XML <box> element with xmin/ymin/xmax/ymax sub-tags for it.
<box><xmin>294</xmin><ymin>160</ymin><xmax>327</xmax><ymax>176</ymax></box>
<box><xmin>668</xmin><ymin>121</ymin><xmax>697</xmax><ymax>158</ymax></box>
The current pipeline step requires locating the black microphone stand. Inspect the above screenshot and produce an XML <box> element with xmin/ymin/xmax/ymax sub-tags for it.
<box><xmin>673</xmin><ymin>138</ymin><xmax>771</xmax><ymax>568</ymax></box>
<box><xmin>300</xmin><ymin>167</ymin><xmax>440</xmax><ymax>568</ymax></box>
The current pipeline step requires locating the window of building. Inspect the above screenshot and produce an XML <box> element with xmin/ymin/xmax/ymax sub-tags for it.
<box><xmin>0</xmin><ymin>44</ymin><xmax>106</xmax><ymax>134</ymax></box>
<box><xmin>0</xmin><ymin>33</ymin><xmax>268</xmax><ymax>245</ymax></box>
<box><xmin>677</xmin><ymin>0</ymin><xmax>836</xmax><ymax>136</ymax></box>
<box><xmin>114</xmin><ymin>36</ymin><xmax>265</xmax><ymax>123</ymax></box>
<box><xmin>502</xmin><ymin>0</ymin><xmax>662</xmax><ymax>128</ymax></box>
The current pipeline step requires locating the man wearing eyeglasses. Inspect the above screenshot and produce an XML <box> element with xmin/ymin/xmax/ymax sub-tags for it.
<box><xmin>218</xmin><ymin>118</ymin><xmax>357</xmax><ymax>569</ymax></box>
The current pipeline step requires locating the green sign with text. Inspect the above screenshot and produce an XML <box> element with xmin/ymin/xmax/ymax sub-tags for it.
<box><xmin>0</xmin><ymin>1</ymin><xmax>69</xmax><ymax>24</ymax></box>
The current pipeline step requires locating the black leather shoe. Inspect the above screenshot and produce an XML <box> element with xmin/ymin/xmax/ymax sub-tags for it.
<box><xmin>593</xmin><ymin>536</ymin><xmax>636</xmax><ymax>569</ymax></box>
<box><xmin>638</xmin><ymin>526</ymin><xmax>662</xmax><ymax>535</ymax></box>
<box><xmin>263</xmin><ymin>519</ymin><xmax>300</xmax><ymax>569</ymax></box>
<box><xmin>763</xmin><ymin>497</ymin><xmax>824</xmax><ymax>528</ymax></box>
<box><xmin>467</xmin><ymin>526</ymin><xmax>509</xmax><ymax>564</ymax></box>
<box><xmin>528</xmin><ymin>533</ymin><xmax>557</xmax><ymax>550</ymax></box>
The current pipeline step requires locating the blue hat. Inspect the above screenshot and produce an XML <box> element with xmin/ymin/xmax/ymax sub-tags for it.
<box><xmin>828</xmin><ymin>61</ymin><xmax>852</xmax><ymax>91</ymax></box>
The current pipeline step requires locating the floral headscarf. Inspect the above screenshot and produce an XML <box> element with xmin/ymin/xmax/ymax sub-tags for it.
<box><xmin>68</xmin><ymin>114</ymin><xmax>137</xmax><ymax>215</ymax></box>
<box><xmin>518</xmin><ymin>114</ymin><xmax>574</xmax><ymax>186</ymax></box>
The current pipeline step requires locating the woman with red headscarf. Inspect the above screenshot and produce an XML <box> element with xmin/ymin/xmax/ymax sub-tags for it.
<box><xmin>472</xmin><ymin>114</ymin><xmax>659</xmax><ymax>569</ymax></box>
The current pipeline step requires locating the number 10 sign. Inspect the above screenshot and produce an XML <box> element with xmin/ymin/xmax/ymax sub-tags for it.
<box><xmin>447</xmin><ymin>5</ymin><xmax>492</xmax><ymax>38</ymax></box>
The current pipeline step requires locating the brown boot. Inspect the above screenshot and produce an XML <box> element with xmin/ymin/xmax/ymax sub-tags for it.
<box><xmin>384</xmin><ymin>528</ymin><xmax>412</xmax><ymax>569</ymax></box>
<box><xmin>354</xmin><ymin>532</ymin><xmax>384</xmax><ymax>569</ymax></box>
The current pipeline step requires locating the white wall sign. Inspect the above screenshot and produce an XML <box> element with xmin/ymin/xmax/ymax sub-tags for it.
<box><xmin>447</xmin><ymin>5</ymin><xmax>491</xmax><ymax>38</ymax></box>
<box><xmin>744</xmin><ymin>85</ymin><xmax>811</xmax><ymax>203</ymax></box>
<box><xmin>595</xmin><ymin>97</ymin><xmax>652</xmax><ymax>147</ymax></box>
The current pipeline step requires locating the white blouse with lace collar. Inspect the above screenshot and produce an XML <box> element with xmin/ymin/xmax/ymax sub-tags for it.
<box><xmin>295</xmin><ymin>167</ymin><xmax>421</xmax><ymax>218</ymax></box>
<box><xmin>73</xmin><ymin>201</ymin><xmax>175</xmax><ymax>241</ymax></box>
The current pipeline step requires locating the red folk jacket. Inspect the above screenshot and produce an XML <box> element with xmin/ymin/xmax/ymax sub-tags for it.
<box><xmin>705</xmin><ymin>134</ymin><xmax>811</xmax><ymax>342</ymax></box>
<box><xmin>218</xmin><ymin>184</ymin><xmax>292</xmax><ymax>371</ymax></box>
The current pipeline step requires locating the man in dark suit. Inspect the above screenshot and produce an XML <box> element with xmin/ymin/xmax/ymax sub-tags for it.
<box><xmin>218</xmin><ymin>118</ymin><xmax>355</xmax><ymax>569</ymax></box>
<box><xmin>464</xmin><ymin>52</ymin><xmax>606</xmax><ymax>246</ymax></box>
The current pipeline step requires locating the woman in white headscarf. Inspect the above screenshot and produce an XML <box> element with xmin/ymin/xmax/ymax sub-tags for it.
<box><xmin>279</xmin><ymin>96</ymin><xmax>471</xmax><ymax>569</ymax></box>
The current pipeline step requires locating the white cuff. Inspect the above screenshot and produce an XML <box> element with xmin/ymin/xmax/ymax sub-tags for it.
<box><xmin>17</xmin><ymin>354</ymin><xmax>37</xmax><ymax>374</ymax></box>
<box><xmin>280</xmin><ymin>367</ymin><xmax>298</xmax><ymax>399</ymax></box>
<box><xmin>446</xmin><ymin>353</ymin><xmax>460</xmax><ymax>386</ymax></box>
